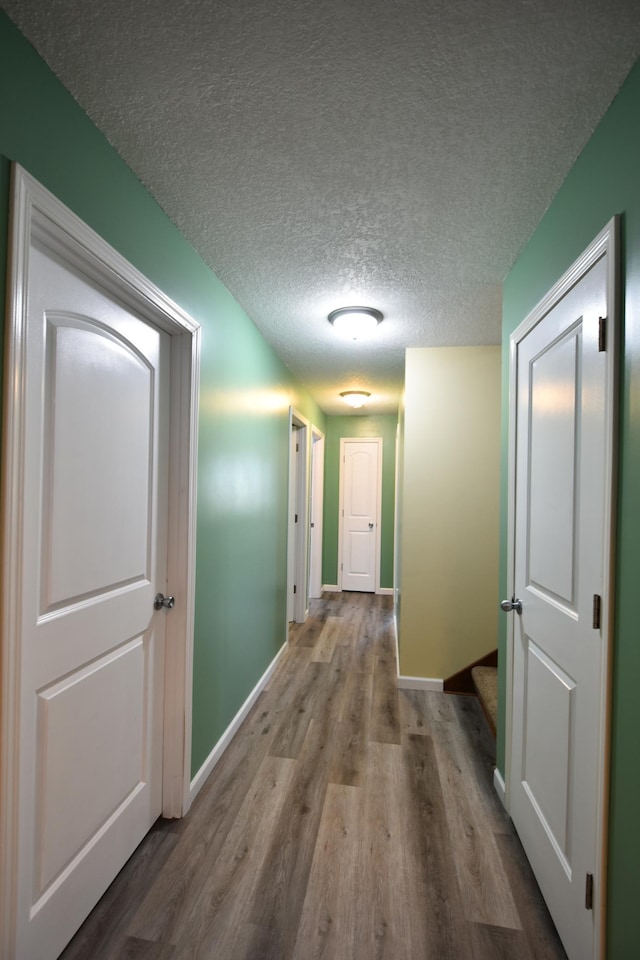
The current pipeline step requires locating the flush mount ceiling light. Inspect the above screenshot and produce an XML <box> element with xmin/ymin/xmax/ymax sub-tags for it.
<box><xmin>340</xmin><ymin>390</ymin><xmax>371</xmax><ymax>408</ymax></box>
<box><xmin>328</xmin><ymin>306</ymin><xmax>383</xmax><ymax>340</ymax></box>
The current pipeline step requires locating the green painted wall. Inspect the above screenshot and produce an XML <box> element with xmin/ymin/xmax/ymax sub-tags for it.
<box><xmin>323</xmin><ymin>414</ymin><xmax>397</xmax><ymax>590</ymax></box>
<box><xmin>0</xmin><ymin>12</ymin><xmax>326</xmax><ymax>778</ymax></box>
<box><xmin>500</xmin><ymin>57</ymin><xmax>640</xmax><ymax>959</ymax></box>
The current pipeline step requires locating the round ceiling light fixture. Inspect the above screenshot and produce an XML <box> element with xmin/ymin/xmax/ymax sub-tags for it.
<box><xmin>328</xmin><ymin>306</ymin><xmax>383</xmax><ymax>340</ymax></box>
<box><xmin>340</xmin><ymin>390</ymin><xmax>371</xmax><ymax>409</ymax></box>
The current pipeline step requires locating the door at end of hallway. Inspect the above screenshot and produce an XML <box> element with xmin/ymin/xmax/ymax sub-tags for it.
<box><xmin>339</xmin><ymin>438</ymin><xmax>382</xmax><ymax>593</ymax></box>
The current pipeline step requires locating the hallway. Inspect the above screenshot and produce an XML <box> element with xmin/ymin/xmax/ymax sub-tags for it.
<box><xmin>60</xmin><ymin>593</ymin><xmax>567</xmax><ymax>959</ymax></box>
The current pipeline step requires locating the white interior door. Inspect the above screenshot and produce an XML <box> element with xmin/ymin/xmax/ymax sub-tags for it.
<box><xmin>9</xmin><ymin>220</ymin><xmax>170</xmax><ymax>959</ymax></box>
<box><xmin>287</xmin><ymin>424</ymin><xmax>300</xmax><ymax>622</ymax></box>
<box><xmin>308</xmin><ymin>431</ymin><xmax>324</xmax><ymax>599</ymax></box>
<box><xmin>339</xmin><ymin>438</ymin><xmax>382</xmax><ymax>592</ymax></box>
<box><xmin>507</xmin><ymin>224</ymin><xmax>616</xmax><ymax>960</ymax></box>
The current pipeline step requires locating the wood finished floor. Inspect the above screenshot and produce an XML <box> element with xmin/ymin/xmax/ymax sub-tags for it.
<box><xmin>60</xmin><ymin>592</ymin><xmax>567</xmax><ymax>960</ymax></box>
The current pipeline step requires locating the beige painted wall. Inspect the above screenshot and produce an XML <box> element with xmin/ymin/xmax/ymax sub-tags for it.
<box><xmin>398</xmin><ymin>346</ymin><xmax>501</xmax><ymax>680</ymax></box>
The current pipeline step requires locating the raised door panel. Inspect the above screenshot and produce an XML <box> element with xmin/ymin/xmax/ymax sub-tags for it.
<box><xmin>42</xmin><ymin>317</ymin><xmax>153</xmax><ymax>612</ymax></box>
<box><xmin>521</xmin><ymin>640</ymin><xmax>575</xmax><ymax>870</ymax></box>
<box><xmin>346</xmin><ymin>449</ymin><xmax>377</xmax><ymax>519</ymax></box>
<box><xmin>35</xmin><ymin>637</ymin><xmax>146</xmax><ymax>896</ymax></box>
<box><xmin>528</xmin><ymin>330</ymin><xmax>580</xmax><ymax>607</ymax></box>
<box><xmin>345</xmin><ymin>531</ymin><xmax>371</xmax><ymax>577</ymax></box>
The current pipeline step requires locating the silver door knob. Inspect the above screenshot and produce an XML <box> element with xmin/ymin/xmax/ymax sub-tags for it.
<box><xmin>500</xmin><ymin>597</ymin><xmax>522</xmax><ymax>614</ymax></box>
<box><xmin>154</xmin><ymin>593</ymin><xmax>175</xmax><ymax>611</ymax></box>
<box><xmin>368</xmin><ymin>522</ymin><xmax>374</xmax><ymax>528</ymax></box>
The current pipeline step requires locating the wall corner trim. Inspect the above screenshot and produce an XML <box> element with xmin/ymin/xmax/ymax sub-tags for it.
<box><xmin>376</xmin><ymin>587</ymin><xmax>394</xmax><ymax>596</ymax></box>
<box><xmin>189</xmin><ymin>640</ymin><xmax>288</xmax><ymax>803</ymax></box>
<box><xmin>397</xmin><ymin>675</ymin><xmax>444</xmax><ymax>692</ymax></box>
<box><xmin>321</xmin><ymin>584</ymin><xmax>341</xmax><ymax>593</ymax></box>
<box><xmin>493</xmin><ymin>767</ymin><xmax>507</xmax><ymax>810</ymax></box>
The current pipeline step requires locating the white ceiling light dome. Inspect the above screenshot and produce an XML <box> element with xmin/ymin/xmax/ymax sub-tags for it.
<box><xmin>340</xmin><ymin>390</ymin><xmax>371</xmax><ymax>408</ymax></box>
<box><xmin>328</xmin><ymin>307</ymin><xmax>383</xmax><ymax>340</ymax></box>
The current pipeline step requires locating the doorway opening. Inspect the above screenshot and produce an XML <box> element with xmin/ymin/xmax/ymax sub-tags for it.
<box><xmin>0</xmin><ymin>165</ymin><xmax>200</xmax><ymax>960</ymax></box>
<box><xmin>503</xmin><ymin>218</ymin><xmax>618</xmax><ymax>960</ymax></box>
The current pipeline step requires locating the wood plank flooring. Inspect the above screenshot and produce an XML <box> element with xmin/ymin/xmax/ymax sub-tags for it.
<box><xmin>60</xmin><ymin>592</ymin><xmax>567</xmax><ymax>960</ymax></box>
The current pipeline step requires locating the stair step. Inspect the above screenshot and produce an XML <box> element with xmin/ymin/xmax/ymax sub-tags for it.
<box><xmin>471</xmin><ymin>665</ymin><xmax>497</xmax><ymax>737</ymax></box>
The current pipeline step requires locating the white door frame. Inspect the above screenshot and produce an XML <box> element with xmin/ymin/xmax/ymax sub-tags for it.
<box><xmin>308</xmin><ymin>428</ymin><xmax>325</xmax><ymax>599</ymax></box>
<box><xmin>287</xmin><ymin>407</ymin><xmax>310</xmax><ymax>624</ymax></box>
<box><xmin>503</xmin><ymin>217</ymin><xmax>618</xmax><ymax>958</ymax></box>
<box><xmin>338</xmin><ymin>436</ymin><xmax>383</xmax><ymax>593</ymax></box>
<box><xmin>393</xmin><ymin>420</ymin><xmax>401</xmax><ymax>608</ymax></box>
<box><xmin>0</xmin><ymin>166</ymin><xmax>200</xmax><ymax>954</ymax></box>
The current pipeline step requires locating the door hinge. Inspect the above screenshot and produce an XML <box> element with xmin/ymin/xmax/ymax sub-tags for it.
<box><xmin>585</xmin><ymin>872</ymin><xmax>594</xmax><ymax>911</ymax></box>
<box><xmin>340</xmin><ymin>563</ymin><xmax>343</xmax><ymax>571</ymax></box>
<box><xmin>293</xmin><ymin>584</ymin><xmax>297</xmax><ymax>594</ymax></box>
<box><xmin>296</xmin><ymin>442</ymin><xmax>299</xmax><ymax>452</ymax></box>
<box><xmin>598</xmin><ymin>316</ymin><xmax>607</xmax><ymax>352</ymax></box>
<box><xmin>592</xmin><ymin>594</ymin><xmax>602</xmax><ymax>630</ymax></box>
<box><xmin>310</xmin><ymin>522</ymin><xmax>315</xmax><ymax>528</ymax></box>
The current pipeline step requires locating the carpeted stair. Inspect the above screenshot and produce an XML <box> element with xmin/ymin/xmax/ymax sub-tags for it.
<box><xmin>471</xmin><ymin>665</ymin><xmax>497</xmax><ymax>737</ymax></box>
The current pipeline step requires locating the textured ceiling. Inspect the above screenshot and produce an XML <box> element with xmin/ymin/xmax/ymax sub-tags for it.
<box><xmin>3</xmin><ymin>0</ymin><xmax>640</xmax><ymax>414</ymax></box>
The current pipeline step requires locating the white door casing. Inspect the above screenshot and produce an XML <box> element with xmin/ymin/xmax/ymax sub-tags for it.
<box><xmin>287</xmin><ymin>408</ymin><xmax>310</xmax><ymax>624</ymax></box>
<box><xmin>339</xmin><ymin>438</ymin><xmax>382</xmax><ymax>593</ymax></box>
<box><xmin>505</xmin><ymin>219</ymin><xmax>618</xmax><ymax>960</ymax></box>
<box><xmin>393</xmin><ymin>421</ymin><xmax>401</xmax><ymax>609</ymax></box>
<box><xmin>308</xmin><ymin>429</ymin><xmax>325</xmax><ymax>600</ymax></box>
<box><xmin>0</xmin><ymin>167</ymin><xmax>200</xmax><ymax>960</ymax></box>
<box><xmin>287</xmin><ymin>424</ymin><xmax>299</xmax><ymax>623</ymax></box>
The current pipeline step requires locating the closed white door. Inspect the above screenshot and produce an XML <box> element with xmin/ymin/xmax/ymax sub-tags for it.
<box><xmin>508</xmin><ymin>231</ymin><xmax>615</xmax><ymax>960</ymax></box>
<box><xmin>339</xmin><ymin>439</ymin><xmax>381</xmax><ymax>592</ymax></box>
<box><xmin>308</xmin><ymin>433</ymin><xmax>324</xmax><ymax>599</ymax></box>
<box><xmin>12</xmin><ymin>232</ymin><xmax>169</xmax><ymax>959</ymax></box>
<box><xmin>287</xmin><ymin>424</ymin><xmax>301</xmax><ymax>621</ymax></box>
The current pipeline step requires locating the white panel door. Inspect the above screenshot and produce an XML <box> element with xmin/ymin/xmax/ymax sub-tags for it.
<box><xmin>287</xmin><ymin>424</ymin><xmax>300</xmax><ymax>622</ymax></box>
<box><xmin>508</xmin><ymin>249</ymin><xmax>612</xmax><ymax>960</ymax></box>
<box><xmin>308</xmin><ymin>433</ymin><xmax>324</xmax><ymax>599</ymax></box>
<box><xmin>13</xmin><ymin>233</ymin><xmax>169</xmax><ymax>959</ymax></box>
<box><xmin>340</xmin><ymin>439</ymin><xmax>381</xmax><ymax>592</ymax></box>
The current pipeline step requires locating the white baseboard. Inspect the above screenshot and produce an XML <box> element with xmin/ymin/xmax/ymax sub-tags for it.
<box><xmin>493</xmin><ymin>767</ymin><xmax>507</xmax><ymax>809</ymax></box>
<box><xmin>397</xmin><ymin>675</ymin><xmax>444</xmax><ymax>692</ymax></box>
<box><xmin>376</xmin><ymin>586</ymin><xmax>393</xmax><ymax>595</ymax></box>
<box><xmin>189</xmin><ymin>640</ymin><xmax>288</xmax><ymax>803</ymax></box>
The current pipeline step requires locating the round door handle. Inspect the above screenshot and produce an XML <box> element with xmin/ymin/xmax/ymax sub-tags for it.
<box><xmin>500</xmin><ymin>598</ymin><xmax>522</xmax><ymax>615</ymax></box>
<box><xmin>154</xmin><ymin>593</ymin><xmax>175</xmax><ymax>611</ymax></box>
<box><xmin>368</xmin><ymin>522</ymin><xmax>374</xmax><ymax>528</ymax></box>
